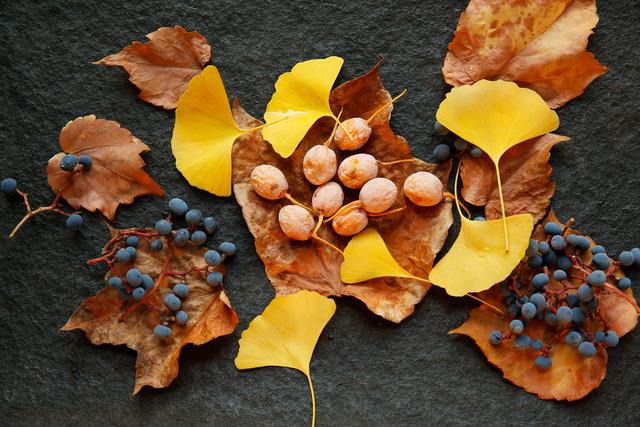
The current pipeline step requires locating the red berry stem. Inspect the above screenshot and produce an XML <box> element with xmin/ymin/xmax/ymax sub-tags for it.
<box><xmin>9</xmin><ymin>183</ymin><xmax>75</xmax><ymax>238</ymax></box>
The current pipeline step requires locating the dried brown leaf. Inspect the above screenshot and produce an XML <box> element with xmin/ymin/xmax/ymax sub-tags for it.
<box><xmin>47</xmin><ymin>115</ymin><xmax>164</xmax><ymax>221</ymax></box>
<box><xmin>460</xmin><ymin>133</ymin><xmax>569</xmax><ymax>222</ymax></box>
<box><xmin>63</xmin><ymin>228</ymin><xmax>238</xmax><ymax>394</ymax></box>
<box><xmin>232</xmin><ymin>62</ymin><xmax>453</xmax><ymax>323</ymax></box>
<box><xmin>443</xmin><ymin>0</ymin><xmax>607</xmax><ymax>108</ymax></box>
<box><xmin>95</xmin><ymin>25</ymin><xmax>211</xmax><ymax>109</ymax></box>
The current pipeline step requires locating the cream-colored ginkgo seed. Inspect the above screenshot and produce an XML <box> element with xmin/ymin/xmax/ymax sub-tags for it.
<box><xmin>251</xmin><ymin>165</ymin><xmax>289</xmax><ymax>200</ymax></box>
<box><xmin>278</xmin><ymin>205</ymin><xmax>316</xmax><ymax>241</ymax></box>
<box><xmin>312</xmin><ymin>182</ymin><xmax>344</xmax><ymax>217</ymax></box>
<box><xmin>303</xmin><ymin>145</ymin><xmax>337</xmax><ymax>185</ymax></box>
<box><xmin>332</xmin><ymin>206</ymin><xmax>368</xmax><ymax>236</ymax></box>
<box><xmin>337</xmin><ymin>153</ymin><xmax>378</xmax><ymax>189</ymax></box>
<box><xmin>403</xmin><ymin>171</ymin><xmax>443</xmax><ymax>207</ymax></box>
<box><xmin>334</xmin><ymin>117</ymin><xmax>372</xmax><ymax>151</ymax></box>
<box><xmin>359</xmin><ymin>177</ymin><xmax>398</xmax><ymax>214</ymax></box>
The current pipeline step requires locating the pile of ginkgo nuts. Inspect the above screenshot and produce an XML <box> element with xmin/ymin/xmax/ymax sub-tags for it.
<box><xmin>250</xmin><ymin>106</ymin><xmax>446</xmax><ymax>251</ymax></box>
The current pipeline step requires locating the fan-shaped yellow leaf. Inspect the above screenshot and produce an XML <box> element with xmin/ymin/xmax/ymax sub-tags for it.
<box><xmin>435</xmin><ymin>79</ymin><xmax>559</xmax><ymax>165</ymax></box>
<box><xmin>428</xmin><ymin>214</ymin><xmax>533</xmax><ymax>297</ymax></box>
<box><xmin>235</xmin><ymin>290</ymin><xmax>336</xmax><ymax>427</ymax></box>
<box><xmin>263</xmin><ymin>56</ymin><xmax>344</xmax><ymax>158</ymax></box>
<box><xmin>171</xmin><ymin>65</ymin><xmax>244</xmax><ymax>197</ymax></box>
<box><xmin>341</xmin><ymin>228</ymin><xmax>418</xmax><ymax>283</ymax></box>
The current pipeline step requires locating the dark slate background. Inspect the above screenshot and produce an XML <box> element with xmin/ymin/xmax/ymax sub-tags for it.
<box><xmin>1</xmin><ymin>0</ymin><xmax>639</xmax><ymax>425</ymax></box>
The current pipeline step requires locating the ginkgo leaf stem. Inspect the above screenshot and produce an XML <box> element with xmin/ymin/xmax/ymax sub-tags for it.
<box><xmin>240</xmin><ymin>117</ymin><xmax>287</xmax><ymax>134</ymax></box>
<box><xmin>494</xmin><ymin>163</ymin><xmax>510</xmax><ymax>253</ymax></box>
<box><xmin>285</xmin><ymin>193</ymin><xmax>316</xmax><ymax>214</ymax></box>
<box><xmin>330</xmin><ymin>113</ymin><xmax>354</xmax><ymax>142</ymax></box>
<box><xmin>306</xmin><ymin>372</ymin><xmax>316</xmax><ymax>427</ymax></box>
<box><xmin>378</xmin><ymin>157</ymin><xmax>420</xmax><ymax>167</ymax></box>
<box><xmin>323</xmin><ymin>108</ymin><xmax>343</xmax><ymax>147</ymax></box>
<box><xmin>367</xmin><ymin>89</ymin><xmax>407</xmax><ymax>124</ymax></box>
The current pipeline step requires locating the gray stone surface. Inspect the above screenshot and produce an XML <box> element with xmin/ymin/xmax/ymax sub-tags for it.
<box><xmin>1</xmin><ymin>0</ymin><xmax>639</xmax><ymax>425</ymax></box>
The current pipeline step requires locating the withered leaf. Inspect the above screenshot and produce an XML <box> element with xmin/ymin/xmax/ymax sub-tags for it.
<box><xmin>232</xmin><ymin>62</ymin><xmax>453</xmax><ymax>323</ymax></box>
<box><xmin>63</xmin><ymin>227</ymin><xmax>238</xmax><ymax>394</ymax></box>
<box><xmin>451</xmin><ymin>212</ymin><xmax>638</xmax><ymax>400</ymax></box>
<box><xmin>47</xmin><ymin>115</ymin><xmax>164</xmax><ymax>221</ymax></box>
<box><xmin>95</xmin><ymin>25</ymin><xmax>211</xmax><ymax>109</ymax></box>
<box><xmin>460</xmin><ymin>133</ymin><xmax>569</xmax><ymax>223</ymax></box>
<box><xmin>443</xmin><ymin>0</ymin><xmax>607</xmax><ymax>108</ymax></box>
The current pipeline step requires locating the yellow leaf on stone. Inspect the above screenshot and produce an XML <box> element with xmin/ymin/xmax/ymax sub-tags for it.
<box><xmin>428</xmin><ymin>214</ymin><xmax>534</xmax><ymax>297</ymax></box>
<box><xmin>436</xmin><ymin>79</ymin><xmax>559</xmax><ymax>165</ymax></box>
<box><xmin>235</xmin><ymin>290</ymin><xmax>336</xmax><ymax>427</ymax></box>
<box><xmin>171</xmin><ymin>65</ymin><xmax>244</xmax><ymax>197</ymax></box>
<box><xmin>263</xmin><ymin>56</ymin><xmax>344</xmax><ymax>158</ymax></box>
<box><xmin>341</xmin><ymin>228</ymin><xmax>418</xmax><ymax>283</ymax></box>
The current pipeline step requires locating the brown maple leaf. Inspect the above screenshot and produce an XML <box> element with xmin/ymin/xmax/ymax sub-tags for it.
<box><xmin>443</xmin><ymin>0</ymin><xmax>608</xmax><ymax>108</ymax></box>
<box><xmin>232</xmin><ymin>62</ymin><xmax>453</xmax><ymax>323</ymax></box>
<box><xmin>460</xmin><ymin>133</ymin><xmax>569</xmax><ymax>223</ymax></box>
<box><xmin>451</xmin><ymin>212</ymin><xmax>638</xmax><ymax>400</ymax></box>
<box><xmin>63</xmin><ymin>227</ymin><xmax>238</xmax><ymax>395</ymax></box>
<box><xmin>47</xmin><ymin>115</ymin><xmax>164</xmax><ymax>221</ymax></box>
<box><xmin>95</xmin><ymin>25</ymin><xmax>211</xmax><ymax>109</ymax></box>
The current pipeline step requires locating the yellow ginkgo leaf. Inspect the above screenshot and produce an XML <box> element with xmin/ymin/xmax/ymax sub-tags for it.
<box><xmin>172</xmin><ymin>65</ymin><xmax>260</xmax><ymax>197</ymax></box>
<box><xmin>341</xmin><ymin>228</ymin><xmax>419</xmax><ymax>283</ymax></box>
<box><xmin>263</xmin><ymin>56</ymin><xmax>344</xmax><ymax>158</ymax></box>
<box><xmin>235</xmin><ymin>290</ymin><xmax>336</xmax><ymax>427</ymax></box>
<box><xmin>436</xmin><ymin>79</ymin><xmax>558</xmax><ymax>251</ymax></box>
<box><xmin>428</xmin><ymin>214</ymin><xmax>533</xmax><ymax>297</ymax></box>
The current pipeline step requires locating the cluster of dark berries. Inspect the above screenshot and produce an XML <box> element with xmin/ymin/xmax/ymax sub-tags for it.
<box><xmin>489</xmin><ymin>221</ymin><xmax>639</xmax><ymax>370</ymax></box>
<box><xmin>432</xmin><ymin>120</ymin><xmax>483</xmax><ymax>162</ymax></box>
<box><xmin>95</xmin><ymin>197</ymin><xmax>236</xmax><ymax>340</ymax></box>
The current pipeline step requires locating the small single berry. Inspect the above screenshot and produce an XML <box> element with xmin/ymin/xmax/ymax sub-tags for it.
<box><xmin>1</xmin><ymin>178</ymin><xmax>18</xmax><ymax>195</ymax></box>
<box><xmin>618</xmin><ymin>277</ymin><xmax>632</xmax><ymax>290</ymax></box>
<box><xmin>557</xmin><ymin>306</ymin><xmax>572</xmax><ymax>324</ymax></box>
<box><xmin>592</xmin><ymin>252</ymin><xmax>611</xmax><ymax>270</ymax></box>
<box><xmin>185</xmin><ymin>209</ymin><xmax>203</xmax><ymax>225</ymax></box>
<box><xmin>205</xmin><ymin>250</ymin><xmax>222</xmax><ymax>266</ymax></box>
<box><xmin>155</xmin><ymin>219</ymin><xmax>172</xmax><ymax>236</ymax></box>
<box><xmin>153</xmin><ymin>325</ymin><xmax>172</xmax><ymax>339</ymax></box>
<box><xmin>66</xmin><ymin>214</ymin><xmax>83</xmax><ymax>231</ymax></box>
<box><xmin>434</xmin><ymin>120</ymin><xmax>449</xmax><ymax>135</ymax></box>
<box><xmin>535</xmin><ymin>356</ymin><xmax>552</xmax><ymax>370</ymax></box>
<box><xmin>78</xmin><ymin>155</ymin><xmax>93</xmax><ymax>169</ymax></box>
<box><xmin>619</xmin><ymin>251</ymin><xmax>635</xmax><ymax>267</ymax></box>
<box><xmin>565</xmin><ymin>331</ymin><xmax>582</xmax><ymax>347</ymax></box>
<box><xmin>543</xmin><ymin>222</ymin><xmax>563</xmax><ymax>235</ymax></box>
<box><xmin>433</xmin><ymin>144</ymin><xmax>450</xmax><ymax>162</ymax></box>
<box><xmin>509</xmin><ymin>319</ymin><xmax>524</xmax><ymax>334</ymax></box>
<box><xmin>191</xmin><ymin>230</ymin><xmax>207</xmax><ymax>245</ymax></box>
<box><xmin>515</xmin><ymin>335</ymin><xmax>531</xmax><ymax>349</ymax></box>
<box><xmin>553</xmin><ymin>270</ymin><xmax>567</xmax><ymax>281</ymax></box>
<box><xmin>151</xmin><ymin>239</ymin><xmax>164</xmax><ymax>251</ymax></box>
<box><xmin>60</xmin><ymin>154</ymin><xmax>79</xmax><ymax>172</ymax></box>
<box><xmin>531</xmin><ymin>339</ymin><xmax>543</xmax><ymax>351</ymax></box>
<box><xmin>132</xmin><ymin>287</ymin><xmax>146</xmax><ymax>300</ymax></box>
<box><xmin>175</xmin><ymin>310</ymin><xmax>189</xmax><ymax>325</ymax></box>
<box><xmin>469</xmin><ymin>146</ymin><xmax>483</xmax><ymax>158</ymax></box>
<box><xmin>207</xmin><ymin>271</ymin><xmax>224</xmax><ymax>285</ymax></box>
<box><xmin>489</xmin><ymin>330</ymin><xmax>502</xmax><ymax>345</ymax></box>
<box><xmin>203</xmin><ymin>217</ymin><xmax>217</xmax><ymax>234</ymax></box>
<box><xmin>173</xmin><ymin>283</ymin><xmax>189</xmax><ymax>299</ymax></box>
<box><xmin>587</xmin><ymin>270</ymin><xmax>606</xmax><ymax>287</ymax></box>
<box><xmin>578</xmin><ymin>341</ymin><xmax>596</xmax><ymax>358</ymax></box>
<box><xmin>604</xmin><ymin>330</ymin><xmax>619</xmax><ymax>347</ymax></box>
<box><xmin>164</xmin><ymin>294</ymin><xmax>182</xmax><ymax>311</ymax></box>
<box><xmin>108</xmin><ymin>276</ymin><xmax>122</xmax><ymax>288</ymax></box>
<box><xmin>219</xmin><ymin>242</ymin><xmax>237</xmax><ymax>256</ymax></box>
<box><xmin>116</xmin><ymin>249</ymin><xmax>131</xmax><ymax>263</ymax></box>
<box><xmin>169</xmin><ymin>198</ymin><xmax>189</xmax><ymax>216</ymax></box>
<box><xmin>141</xmin><ymin>274</ymin><xmax>154</xmax><ymax>290</ymax></box>
<box><xmin>126</xmin><ymin>268</ymin><xmax>143</xmax><ymax>287</ymax></box>
<box><xmin>550</xmin><ymin>235</ymin><xmax>565</xmax><ymax>250</ymax></box>
<box><xmin>174</xmin><ymin>228</ymin><xmax>190</xmax><ymax>247</ymax></box>
<box><xmin>126</xmin><ymin>236</ymin><xmax>139</xmax><ymax>248</ymax></box>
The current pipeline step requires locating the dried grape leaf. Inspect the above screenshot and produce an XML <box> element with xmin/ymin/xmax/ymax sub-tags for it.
<box><xmin>443</xmin><ymin>0</ymin><xmax>608</xmax><ymax>108</ymax></box>
<box><xmin>63</xmin><ymin>227</ymin><xmax>238</xmax><ymax>394</ymax></box>
<box><xmin>451</xmin><ymin>212</ymin><xmax>638</xmax><ymax>400</ymax></box>
<box><xmin>461</xmin><ymin>133</ymin><xmax>570</xmax><ymax>222</ymax></box>
<box><xmin>95</xmin><ymin>25</ymin><xmax>211</xmax><ymax>109</ymax></box>
<box><xmin>232</xmin><ymin>62</ymin><xmax>453</xmax><ymax>323</ymax></box>
<box><xmin>47</xmin><ymin>116</ymin><xmax>164</xmax><ymax>221</ymax></box>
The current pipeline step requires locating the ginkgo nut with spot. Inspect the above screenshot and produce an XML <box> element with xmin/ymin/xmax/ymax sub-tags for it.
<box><xmin>359</xmin><ymin>177</ymin><xmax>398</xmax><ymax>213</ymax></box>
<box><xmin>338</xmin><ymin>153</ymin><xmax>378</xmax><ymax>189</ymax></box>
<box><xmin>278</xmin><ymin>205</ymin><xmax>316</xmax><ymax>241</ymax></box>
<box><xmin>312</xmin><ymin>182</ymin><xmax>344</xmax><ymax>217</ymax></box>
<box><xmin>332</xmin><ymin>206</ymin><xmax>368</xmax><ymax>236</ymax></box>
<box><xmin>303</xmin><ymin>145</ymin><xmax>337</xmax><ymax>185</ymax></box>
<box><xmin>403</xmin><ymin>171</ymin><xmax>443</xmax><ymax>207</ymax></box>
<box><xmin>251</xmin><ymin>165</ymin><xmax>289</xmax><ymax>200</ymax></box>
<box><xmin>334</xmin><ymin>117</ymin><xmax>372</xmax><ymax>150</ymax></box>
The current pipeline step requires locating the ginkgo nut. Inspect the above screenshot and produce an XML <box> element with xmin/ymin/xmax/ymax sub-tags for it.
<box><xmin>334</xmin><ymin>117</ymin><xmax>372</xmax><ymax>151</ymax></box>
<box><xmin>251</xmin><ymin>165</ymin><xmax>289</xmax><ymax>200</ymax></box>
<box><xmin>359</xmin><ymin>177</ymin><xmax>398</xmax><ymax>214</ymax></box>
<box><xmin>332</xmin><ymin>206</ymin><xmax>368</xmax><ymax>236</ymax></box>
<box><xmin>338</xmin><ymin>153</ymin><xmax>378</xmax><ymax>189</ymax></box>
<box><xmin>312</xmin><ymin>182</ymin><xmax>344</xmax><ymax>217</ymax></box>
<box><xmin>278</xmin><ymin>205</ymin><xmax>316</xmax><ymax>241</ymax></box>
<box><xmin>403</xmin><ymin>171</ymin><xmax>443</xmax><ymax>207</ymax></box>
<box><xmin>303</xmin><ymin>145</ymin><xmax>337</xmax><ymax>185</ymax></box>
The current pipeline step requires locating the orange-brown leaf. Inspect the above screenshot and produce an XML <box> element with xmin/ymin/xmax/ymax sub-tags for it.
<box><xmin>47</xmin><ymin>116</ymin><xmax>164</xmax><ymax>221</ymax></box>
<box><xmin>451</xmin><ymin>288</ymin><xmax>608</xmax><ymax>401</ymax></box>
<box><xmin>443</xmin><ymin>0</ymin><xmax>607</xmax><ymax>108</ymax></box>
<box><xmin>460</xmin><ymin>133</ymin><xmax>569</xmax><ymax>222</ymax></box>
<box><xmin>63</xmin><ymin>228</ymin><xmax>238</xmax><ymax>395</ymax></box>
<box><xmin>95</xmin><ymin>25</ymin><xmax>211</xmax><ymax>109</ymax></box>
<box><xmin>232</xmin><ymin>62</ymin><xmax>453</xmax><ymax>323</ymax></box>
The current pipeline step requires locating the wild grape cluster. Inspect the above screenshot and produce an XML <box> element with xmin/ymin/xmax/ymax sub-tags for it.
<box><xmin>93</xmin><ymin>197</ymin><xmax>236</xmax><ymax>340</ymax></box>
<box><xmin>250</xmin><ymin>102</ymin><xmax>449</xmax><ymax>249</ymax></box>
<box><xmin>431</xmin><ymin>120</ymin><xmax>483</xmax><ymax>162</ymax></box>
<box><xmin>488</xmin><ymin>221</ymin><xmax>639</xmax><ymax>369</ymax></box>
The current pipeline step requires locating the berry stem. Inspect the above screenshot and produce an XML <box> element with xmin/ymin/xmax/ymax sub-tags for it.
<box><xmin>368</xmin><ymin>206</ymin><xmax>406</xmax><ymax>217</ymax></box>
<box><xmin>9</xmin><ymin>184</ymin><xmax>72</xmax><ymax>238</ymax></box>
<box><xmin>311</xmin><ymin>215</ymin><xmax>343</xmax><ymax>254</ymax></box>
<box><xmin>330</xmin><ymin>113</ymin><xmax>354</xmax><ymax>143</ymax></box>
<box><xmin>378</xmin><ymin>158</ymin><xmax>420</xmax><ymax>167</ymax></box>
<box><xmin>323</xmin><ymin>108</ymin><xmax>343</xmax><ymax>147</ymax></box>
<box><xmin>285</xmin><ymin>193</ymin><xmax>315</xmax><ymax>214</ymax></box>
